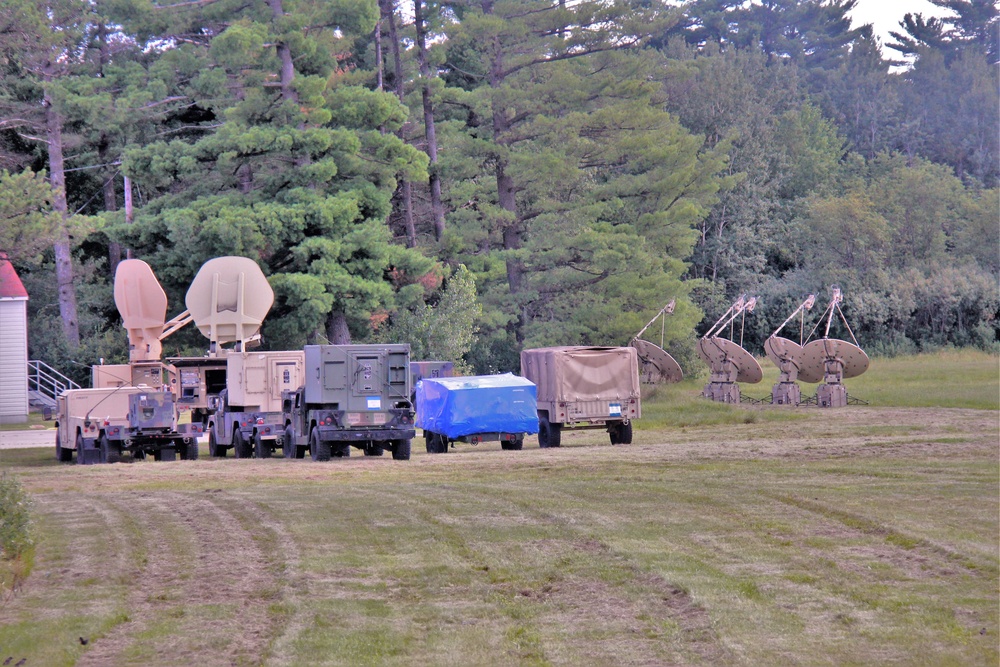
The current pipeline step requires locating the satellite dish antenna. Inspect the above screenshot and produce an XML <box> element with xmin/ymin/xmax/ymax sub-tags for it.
<box><xmin>764</xmin><ymin>294</ymin><xmax>816</xmax><ymax>405</ymax></box>
<box><xmin>114</xmin><ymin>260</ymin><xmax>168</xmax><ymax>362</ymax></box>
<box><xmin>183</xmin><ymin>256</ymin><xmax>273</xmax><ymax>353</ymax></box>
<box><xmin>797</xmin><ymin>286</ymin><xmax>870</xmax><ymax>407</ymax></box>
<box><xmin>629</xmin><ymin>300</ymin><xmax>683</xmax><ymax>384</ymax></box>
<box><xmin>697</xmin><ymin>295</ymin><xmax>762</xmax><ymax>403</ymax></box>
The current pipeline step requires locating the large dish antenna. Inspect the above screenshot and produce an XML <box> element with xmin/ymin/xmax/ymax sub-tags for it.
<box><xmin>114</xmin><ymin>259</ymin><xmax>168</xmax><ymax>362</ymax></box>
<box><xmin>698</xmin><ymin>295</ymin><xmax>761</xmax><ymax>403</ymax></box>
<box><xmin>629</xmin><ymin>300</ymin><xmax>683</xmax><ymax>384</ymax></box>
<box><xmin>184</xmin><ymin>256</ymin><xmax>273</xmax><ymax>352</ymax></box>
<box><xmin>797</xmin><ymin>287</ymin><xmax>870</xmax><ymax>407</ymax></box>
<box><xmin>763</xmin><ymin>294</ymin><xmax>815</xmax><ymax>405</ymax></box>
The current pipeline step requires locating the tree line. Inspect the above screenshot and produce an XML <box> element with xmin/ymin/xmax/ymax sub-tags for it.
<box><xmin>0</xmin><ymin>0</ymin><xmax>996</xmax><ymax>382</ymax></box>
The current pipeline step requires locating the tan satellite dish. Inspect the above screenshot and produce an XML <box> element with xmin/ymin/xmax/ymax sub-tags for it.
<box><xmin>185</xmin><ymin>257</ymin><xmax>273</xmax><ymax>348</ymax></box>
<box><xmin>798</xmin><ymin>338</ymin><xmax>870</xmax><ymax>384</ymax></box>
<box><xmin>764</xmin><ymin>336</ymin><xmax>802</xmax><ymax>370</ymax></box>
<box><xmin>698</xmin><ymin>336</ymin><xmax>763</xmax><ymax>384</ymax></box>
<box><xmin>114</xmin><ymin>259</ymin><xmax>168</xmax><ymax>362</ymax></box>
<box><xmin>631</xmin><ymin>338</ymin><xmax>683</xmax><ymax>384</ymax></box>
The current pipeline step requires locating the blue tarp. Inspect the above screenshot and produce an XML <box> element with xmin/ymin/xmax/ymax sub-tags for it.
<box><xmin>416</xmin><ymin>373</ymin><xmax>539</xmax><ymax>438</ymax></box>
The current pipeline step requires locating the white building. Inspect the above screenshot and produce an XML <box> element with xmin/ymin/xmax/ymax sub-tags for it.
<box><xmin>0</xmin><ymin>253</ymin><xmax>29</xmax><ymax>424</ymax></box>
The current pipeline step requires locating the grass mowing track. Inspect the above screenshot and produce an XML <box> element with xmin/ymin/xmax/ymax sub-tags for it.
<box><xmin>0</xmin><ymin>349</ymin><xmax>996</xmax><ymax>666</ymax></box>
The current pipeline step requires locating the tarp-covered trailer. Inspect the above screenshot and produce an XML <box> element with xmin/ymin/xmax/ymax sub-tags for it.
<box><xmin>416</xmin><ymin>373</ymin><xmax>538</xmax><ymax>453</ymax></box>
<box><xmin>520</xmin><ymin>346</ymin><xmax>640</xmax><ymax>448</ymax></box>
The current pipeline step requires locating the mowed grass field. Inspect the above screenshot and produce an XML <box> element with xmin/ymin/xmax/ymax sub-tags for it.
<box><xmin>0</xmin><ymin>350</ymin><xmax>997</xmax><ymax>666</ymax></box>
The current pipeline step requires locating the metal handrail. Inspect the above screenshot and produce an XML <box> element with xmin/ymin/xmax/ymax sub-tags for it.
<box><xmin>27</xmin><ymin>360</ymin><xmax>81</xmax><ymax>401</ymax></box>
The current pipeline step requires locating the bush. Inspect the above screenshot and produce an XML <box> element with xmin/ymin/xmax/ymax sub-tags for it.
<box><xmin>0</xmin><ymin>473</ymin><xmax>33</xmax><ymax>560</ymax></box>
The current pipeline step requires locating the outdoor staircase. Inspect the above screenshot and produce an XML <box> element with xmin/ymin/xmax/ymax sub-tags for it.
<box><xmin>27</xmin><ymin>360</ymin><xmax>80</xmax><ymax>411</ymax></box>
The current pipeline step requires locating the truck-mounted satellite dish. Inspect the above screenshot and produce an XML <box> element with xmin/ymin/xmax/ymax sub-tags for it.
<box><xmin>697</xmin><ymin>295</ymin><xmax>761</xmax><ymax>403</ymax></box>
<box><xmin>629</xmin><ymin>300</ymin><xmax>683</xmax><ymax>384</ymax></box>
<box><xmin>184</xmin><ymin>256</ymin><xmax>273</xmax><ymax>353</ymax></box>
<box><xmin>797</xmin><ymin>286</ymin><xmax>869</xmax><ymax>407</ymax></box>
<box><xmin>764</xmin><ymin>294</ymin><xmax>816</xmax><ymax>405</ymax></box>
<box><xmin>114</xmin><ymin>259</ymin><xmax>168</xmax><ymax>362</ymax></box>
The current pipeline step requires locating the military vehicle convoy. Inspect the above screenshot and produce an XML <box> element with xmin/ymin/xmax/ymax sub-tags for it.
<box><xmin>281</xmin><ymin>344</ymin><xmax>415</xmax><ymax>461</ymax></box>
<box><xmin>520</xmin><ymin>346</ymin><xmax>641</xmax><ymax>447</ymax></box>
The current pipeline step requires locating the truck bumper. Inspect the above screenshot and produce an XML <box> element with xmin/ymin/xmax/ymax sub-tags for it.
<box><xmin>315</xmin><ymin>426</ymin><xmax>416</xmax><ymax>442</ymax></box>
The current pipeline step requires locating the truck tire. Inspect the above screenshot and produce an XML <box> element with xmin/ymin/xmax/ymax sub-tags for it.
<box><xmin>100</xmin><ymin>435</ymin><xmax>121</xmax><ymax>464</ymax></box>
<box><xmin>309</xmin><ymin>429</ymin><xmax>331</xmax><ymax>462</ymax></box>
<box><xmin>254</xmin><ymin>432</ymin><xmax>271</xmax><ymax>459</ymax></box>
<box><xmin>364</xmin><ymin>443</ymin><xmax>384</xmax><ymax>456</ymax></box>
<box><xmin>76</xmin><ymin>433</ymin><xmax>88</xmax><ymax>465</ymax></box>
<box><xmin>184</xmin><ymin>439</ymin><xmax>200</xmax><ymax>460</ymax></box>
<box><xmin>233</xmin><ymin>431</ymin><xmax>250</xmax><ymax>459</ymax></box>
<box><xmin>391</xmin><ymin>439</ymin><xmax>411</xmax><ymax>461</ymax></box>
<box><xmin>538</xmin><ymin>415</ymin><xmax>561</xmax><ymax>448</ymax></box>
<box><xmin>283</xmin><ymin>426</ymin><xmax>295</xmax><ymax>458</ymax></box>
<box><xmin>209</xmin><ymin>430</ymin><xmax>226</xmax><ymax>458</ymax></box>
<box><xmin>56</xmin><ymin>431</ymin><xmax>73</xmax><ymax>462</ymax></box>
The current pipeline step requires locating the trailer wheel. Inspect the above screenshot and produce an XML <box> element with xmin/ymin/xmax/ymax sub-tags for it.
<box><xmin>364</xmin><ymin>443</ymin><xmax>384</xmax><ymax>456</ymax></box>
<box><xmin>424</xmin><ymin>431</ymin><xmax>433</xmax><ymax>453</ymax></box>
<box><xmin>233</xmin><ymin>430</ymin><xmax>250</xmax><ymax>459</ymax></box>
<box><xmin>424</xmin><ymin>432</ymin><xmax>444</xmax><ymax>454</ymax></box>
<box><xmin>56</xmin><ymin>431</ymin><xmax>72</xmax><ymax>462</ymax></box>
<box><xmin>503</xmin><ymin>436</ymin><xmax>524</xmax><ymax>451</ymax></box>
<box><xmin>538</xmin><ymin>416</ymin><xmax>561</xmax><ymax>448</ymax></box>
<box><xmin>309</xmin><ymin>429</ymin><xmax>331</xmax><ymax>462</ymax></box>
<box><xmin>620</xmin><ymin>421</ymin><xmax>633</xmax><ymax>445</ymax></box>
<box><xmin>100</xmin><ymin>435</ymin><xmax>121</xmax><ymax>464</ymax></box>
<box><xmin>254</xmin><ymin>432</ymin><xmax>271</xmax><ymax>459</ymax></box>
<box><xmin>209</xmin><ymin>430</ymin><xmax>226</xmax><ymax>458</ymax></box>
<box><xmin>391</xmin><ymin>439</ymin><xmax>411</xmax><ymax>461</ymax></box>
<box><xmin>283</xmin><ymin>426</ymin><xmax>295</xmax><ymax>458</ymax></box>
<box><xmin>184</xmin><ymin>438</ymin><xmax>200</xmax><ymax>460</ymax></box>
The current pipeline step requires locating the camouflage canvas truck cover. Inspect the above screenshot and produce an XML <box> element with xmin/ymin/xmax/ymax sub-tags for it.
<box><xmin>520</xmin><ymin>346</ymin><xmax>640</xmax><ymax>448</ymax></box>
<box><xmin>282</xmin><ymin>344</ymin><xmax>415</xmax><ymax>461</ymax></box>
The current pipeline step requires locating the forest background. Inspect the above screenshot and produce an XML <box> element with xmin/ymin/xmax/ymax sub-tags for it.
<box><xmin>0</xmin><ymin>0</ymin><xmax>996</xmax><ymax>383</ymax></box>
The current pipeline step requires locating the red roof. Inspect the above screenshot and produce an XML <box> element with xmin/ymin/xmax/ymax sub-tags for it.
<box><xmin>0</xmin><ymin>253</ymin><xmax>29</xmax><ymax>299</ymax></box>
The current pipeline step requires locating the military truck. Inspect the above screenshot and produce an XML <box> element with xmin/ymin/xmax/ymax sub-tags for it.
<box><xmin>207</xmin><ymin>350</ymin><xmax>305</xmax><ymax>458</ymax></box>
<box><xmin>55</xmin><ymin>384</ymin><xmax>201</xmax><ymax>464</ymax></box>
<box><xmin>281</xmin><ymin>344</ymin><xmax>415</xmax><ymax>461</ymax></box>
<box><xmin>520</xmin><ymin>346</ymin><xmax>640</xmax><ymax>447</ymax></box>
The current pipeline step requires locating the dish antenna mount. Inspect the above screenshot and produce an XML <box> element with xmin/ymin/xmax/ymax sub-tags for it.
<box><xmin>763</xmin><ymin>294</ymin><xmax>816</xmax><ymax>406</ymax></box>
<box><xmin>797</xmin><ymin>286</ymin><xmax>869</xmax><ymax>407</ymax></box>
<box><xmin>629</xmin><ymin>300</ymin><xmax>683</xmax><ymax>384</ymax></box>
<box><xmin>697</xmin><ymin>295</ymin><xmax>762</xmax><ymax>403</ymax></box>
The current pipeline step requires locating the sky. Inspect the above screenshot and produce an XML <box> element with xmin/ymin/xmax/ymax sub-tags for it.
<box><xmin>847</xmin><ymin>0</ymin><xmax>954</xmax><ymax>48</ymax></box>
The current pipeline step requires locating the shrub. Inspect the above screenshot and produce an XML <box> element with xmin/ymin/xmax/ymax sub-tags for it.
<box><xmin>0</xmin><ymin>472</ymin><xmax>33</xmax><ymax>560</ymax></box>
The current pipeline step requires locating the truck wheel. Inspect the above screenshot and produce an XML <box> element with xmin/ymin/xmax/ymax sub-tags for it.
<box><xmin>538</xmin><ymin>416</ymin><xmax>561</xmax><ymax>448</ymax></box>
<box><xmin>309</xmin><ymin>430</ymin><xmax>331</xmax><ymax>462</ymax></box>
<box><xmin>254</xmin><ymin>432</ymin><xmax>271</xmax><ymax>459</ymax></box>
<box><xmin>56</xmin><ymin>431</ymin><xmax>73</xmax><ymax>462</ymax></box>
<box><xmin>364</xmin><ymin>443</ymin><xmax>384</xmax><ymax>457</ymax></box>
<box><xmin>76</xmin><ymin>433</ymin><xmax>88</xmax><ymax>465</ymax></box>
<box><xmin>283</xmin><ymin>426</ymin><xmax>295</xmax><ymax>458</ymax></box>
<box><xmin>209</xmin><ymin>430</ymin><xmax>225</xmax><ymax>458</ymax></box>
<box><xmin>233</xmin><ymin>431</ymin><xmax>249</xmax><ymax>459</ymax></box>
<box><xmin>184</xmin><ymin>438</ymin><xmax>200</xmax><ymax>460</ymax></box>
<box><xmin>391</xmin><ymin>439</ymin><xmax>411</xmax><ymax>461</ymax></box>
<box><xmin>100</xmin><ymin>435</ymin><xmax>121</xmax><ymax>464</ymax></box>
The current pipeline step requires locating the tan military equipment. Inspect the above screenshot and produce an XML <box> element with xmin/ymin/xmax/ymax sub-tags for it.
<box><xmin>520</xmin><ymin>346</ymin><xmax>640</xmax><ymax>447</ymax></box>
